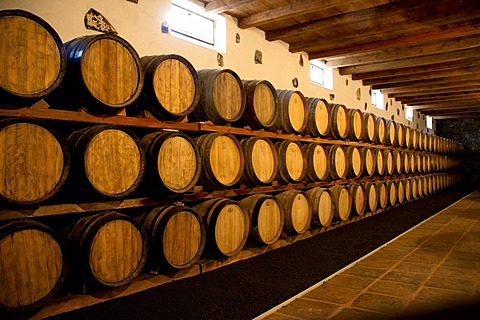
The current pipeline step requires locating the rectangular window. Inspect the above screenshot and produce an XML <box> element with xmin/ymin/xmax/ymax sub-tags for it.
<box><xmin>169</xmin><ymin>0</ymin><xmax>226</xmax><ymax>53</ymax></box>
<box><xmin>310</xmin><ymin>60</ymin><xmax>333</xmax><ymax>90</ymax></box>
<box><xmin>405</xmin><ymin>105</ymin><xmax>413</xmax><ymax>121</ymax></box>
<box><xmin>371</xmin><ymin>89</ymin><xmax>384</xmax><ymax>110</ymax></box>
<box><xmin>426</xmin><ymin>115</ymin><xmax>433</xmax><ymax>129</ymax></box>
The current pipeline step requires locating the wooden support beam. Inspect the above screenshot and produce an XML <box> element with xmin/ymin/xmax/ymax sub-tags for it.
<box><xmin>339</xmin><ymin>47</ymin><xmax>480</xmax><ymax>75</ymax></box>
<box><xmin>382</xmin><ymin>81</ymin><xmax>480</xmax><ymax>94</ymax></box>
<box><xmin>423</xmin><ymin>108</ymin><xmax>480</xmax><ymax>116</ymax></box>
<box><xmin>432</xmin><ymin>114</ymin><xmax>480</xmax><ymax>119</ymax></box>
<box><xmin>204</xmin><ymin>0</ymin><xmax>258</xmax><ymax>14</ymax></box>
<box><xmin>237</xmin><ymin>0</ymin><xmax>362</xmax><ymax>29</ymax></box>
<box><xmin>371</xmin><ymin>73</ymin><xmax>480</xmax><ymax>90</ymax></box>
<box><xmin>325</xmin><ymin>34</ymin><xmax>480</xmax><ymax>68</ymax></box>
<box><xmin>410</xmin><ymin>100</ymin><xmax>480</xmax><ymax>109</ymax></box>
<box><xmin>389</xmin><ymin>86</ymin><xmax>480</xmax><ymax>99</ymax></box>
<box><xmin>398</xmin><ymin>93</ymin><xmax>480</xmax><ymax>105</ymax></box>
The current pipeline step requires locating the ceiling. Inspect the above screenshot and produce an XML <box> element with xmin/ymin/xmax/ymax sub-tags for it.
<box><xmin>194</xmin><ymin>0</ymin><xmax>480</xmax><ymax>119</ymax></box>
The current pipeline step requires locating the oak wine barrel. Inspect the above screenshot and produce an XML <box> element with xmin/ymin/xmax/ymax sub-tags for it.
<box><xmin>402</xmin><ymin>150</ymin><xmax>410</xmax><ymax>174</ymax></box>
<box><xmin>0</xmin><ymin>118</ymin><xmax>69</xmax><ymax>205</ymax></box>
<box><xmin>194</xmin><ymin>198</ymin><xmax>249</xmax><ymax>257</ymax></box>
<box><xmin>349</xmin><ymin>183</ymin><xmax>366</xmax><ymax>216</ymax></box>
<box><xmin>409</xmin><ymin>151</ymin><xmax>416</xmax><ymax>173</ymax></box>
<box><xmin>393</xmin><ymin>150</ymin><xmax>403</xmax><ymax>175</ymax></box>
<box><xmin>68</xmin><ymin>125</ymin><xmax>145</xmax><ymax>199</ymax></box>
<box><xmin>329</xmin><ymin>185</ymin><xmax>351</xmax><ymax>221</ymax></box>
<box><xmin>382</xmin><ymin>149</ymin><xmax>394</xmax><ymax>176</ymax></box>
<box><xmin>395</xmin><ymin>179</ymin><xmax>405</xmax><ymax>204</ymax></box>
<box><xmin>306</xmin><ymin>187</ymin><xmax>334</xmax><ymax>227</ymax></box>
<box><xmin>241</xmin><ymin>137</ymin><xmax>278</xmax><ymax>185</ymax></box>
<box><xmin>304</xmin><ymin>143</ymin><xmax>329</xmax><ymax>181</ymax></box>
<box><xmin>404</xmin><ymin>178</ymin><xmax>412</xmax><ymax>202</ymax></box>
<box><xmin>329</xmin><ymin>104</ymin><xmax>350</xmax><ymax>140</ymax></box>
<box><xmin>374</xmin><ymin>116</ymin><xmax>387</xmax><ymax>145</ymax></box>
<box><xmin>345</xmin><ymin>146</ymin><xmax>364</xmax><ymax>178</ymax></box>
<box><xmin>386</xmin><ymin>180</ymin><xmax>397</xmax><ymax>207</ymax></box>
<box><xmin>276</xmin><ymin>140</ymin><xmax>307</xmax><ymax>183</ymax></box>
<box><xmin>270</xmin><ymin>90</ymin><xmax>308</xmax><ymax>134</ymax></box>
<box><xmin>417</xmin><ymin>176</ymin><xmax>424</xmax><ymax>198</ymax></box>
<box><xmin>60</xmin><ymin>34</ymin><xmax>143</xmax><ymax>114</ymax></box>
<box><xmin>195</xmin><ymin>132</ymin><xmax>244</xmax><ymax>188</ymax></box>
<box><xmin>404</xmin><ymin>126</ymin><xmax>411</xmax><ymax>149</ymax></box>
<box><xmin>139</xmin><ymin>205</ymin><xmax>205</xmax><ymax>270</ymax></box>
<box><xmin>346</xmin><ymin>108</ymin><xmax>364</xmax><ymax>141</ymax></box>
<box><xmin>0</xmin><ymin>10</ymin><xmax>66</xmax><ymax>103</ymax></box>
<box><xmin>190</xmin><ymin>69</ymin><xmax>246</xmax><ymax>125</ymax></box>
<box><xmin>0</xmin><ymin>220</ymin><xmax>67</xmax><ymax>313</ymax></box>
<box><xmin>327</xmin><ymin>145</ymin><xmax>347</xmax><ymax>180</ymax></box>
<box><xmin>142</xmin><ymin>131</ymin><xmax>201</xmax><ymax>194</ymax></box>
<box><xmin>373</xmin><ymin>148</ymin><xmax>385</xmax><ymax>176</ymax></box>
<box><xmin>239</xmin><ymin>194</ymin><xmax>285</xmax><ymax>245</ymax></box>
<box><xmin>239</xmin><ymin>79</ymin><xmax>278</xmax><ymax>129</ymax></box>
<box><xmin>376</xmin><ymin>181</ymin><xmax>388</xmax><ymax>210</ymax></box>
<box><xmin>384</xmin><ymin>120</ymin><xmax>396</xmax><ymax>146</ymax></box>
<box><xmin>396</xmin><ymin>123</ymin><xmax>405</xmax><ymax>147</ymax></box>
<box><xmin>361</xmin><ymin>147</ymin><xmax>375</xmax><ymax>177</ymax></box>
<box><xmin>362</xmin><ymin>112</ymin><xmax>377</xmax><ymax>143</ymax></box>
<box><xmin>276</xmin><ymin>190</ymin><xmax>312</xmax><ymax>235</ymax></box>
<box><xmin>136</xmin><ymin>54</ymin><xmax>199</xmax><ymax>120</ymax></box>
<box><xmin>68</xmin><ymin>211</ymin><xmax>148</xmax><ymax>288</ymax></box>
<box><xmin>411</xmin><ymin>129</ymin><xmax>419</xmax><ymax>150</ymax></box>
<box><xmin>304</xmin><ymin>97</ymin><xmax>331</xmax><ymax>137</ymax></box>
<box><xmin>364</xmin><ymin>181</ymin><xmax>378</xmax><ymax>213</ymax></box>
<box><xmin>410</xmin><ymin>177</ymin><xmax>418</xmax><ymax>199</ymax></box>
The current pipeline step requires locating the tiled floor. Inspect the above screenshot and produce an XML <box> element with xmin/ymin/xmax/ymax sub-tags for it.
<box><xmin>261</xmin><ymin>190</ymin><xmax>480</xmax><ymax>319</ymax></box>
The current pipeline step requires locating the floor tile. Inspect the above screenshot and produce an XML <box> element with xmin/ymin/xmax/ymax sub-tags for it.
<box><xmin>380</xmin><ymin>270</ymin><xmax>428</xmax><ymax>286</ymax></box>
<box><xmin>370</xmin><ymin>249</ymin><xmax>410</xmax><ymax>261</ymax></box>
<box><xmin>393</xmin><ymin>261</ymin><xmax>437</xmax><ymax>274</ymax></box>
<box><xmin>276</xmin><ymin>299</ymin><xmax>339</xmax><ymax>319</ymax></box>
<box><xmin>425</xmin><ymin>276</ymin><xmax>477</xmax><ymax>293</ymax></box>
<box><xmin>264</xmin><ymin>312</ymin><xmax>302</xmax><ymax>320</ymax></box>
<box><xmin>442</xmin><ymin>258</ymin><xmax>480</xmax><ymax>270</ymax></box>
<box><xmin>432</xmin><ymin>265</ymin><xmax>479</xmax><ymax>281</ymax></box>
<box><xmin>328</xmin><ymin>307</ymin><xmax>390</xmax><ymax>320</ymax></box>
<box><xmin>415</xmin><ymin>286</ymin><xmax>472</xmax><ymax>305</ymax></box>
<box><xmin>356</xmin><ymin>258</ymin><xmax>398</xmax><ymax>269</ymax></box>
<box><xmin>303</xmin><ymin>285</ymin><xmax>361</xmax><ymax>305</ymax></box>
<box><xmin>367</xmin><ymin>279</ymin><xmax>419</xmax><ymax>298</ymax></box>
<box><xmin>326</xmin><ymin>274</ymin><xmax>376</xmax><ymax>290</ymax></box>
<box><xmin>343</xmin><ymin>266</ymin><xmax>387</xmax><ymax>279</ymax></box>
<box><xmin>350</xmin><ymin>292</ymin><xmax>408</xmax><ymax>313</ymax></box>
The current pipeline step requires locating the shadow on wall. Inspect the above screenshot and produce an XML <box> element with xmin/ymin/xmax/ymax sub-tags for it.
<box><xmin>437</xmin><ymin>118</ymin><xmax>480</xmax><ymax>188</ymax></box>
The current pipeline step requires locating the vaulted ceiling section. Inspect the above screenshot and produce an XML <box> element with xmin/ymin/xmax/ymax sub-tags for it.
<box><xmin>196</xmin><ymin>0</ymin><xmax>480</xmax><ymax>119</ymax></box>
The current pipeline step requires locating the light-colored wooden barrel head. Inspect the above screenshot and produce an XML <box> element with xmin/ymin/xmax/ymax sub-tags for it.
<box><xmin>409</xmin><ymin>152</ymin><xmax>416</xmax><ymax>173</ymax></box>
<box><xmin>376</xmin><ymin>149</ymin><xmax>384</xmax><ymax>175</ymax></box>
<box><xmin>351</xmin><ymin>185</ymin><xmax>366</xmax><ymax>216</ymax></box>
<box><xmin>158</xmin><ymin>135</ymin><xmax>198</xmax><ymax>192</ymax></box>
<box><xmin>394</xmin><ymin>151</ymin><xmax>402</xmax><ymax>174</ymax></box>
<box><xmin>312</xmin><ymin>144</ymin><xmax>328</xmax><ymax>180</ymax></box>
<box><xmin>251</xmin><ymin>138</ymin><xmax>276</xmax><ymax>183</ymax></box>
<box><xmin>213</xmin><ymin>72</ymin><xmax>243</xmax><ymax>121</ymax></box>
<box><xmin>314</xmin><ymin>100</ymin><xmax>330</xmax><ymax>135</ymax></box>
<box><xmin>405</xmin><ymin>127</ymin><xmax>411</xmax><ymax>148</ymax></box>
<box><xmin>254</xmin><ymin>83</ymin><xmax>276</xmax><ymax>125</ymax></box>
<box><xmin>0</xmin><ymin>122</ymin><xmax>65</xmax><ymax>203</ymax></box>
<box><xmin>365</xmin><ymin>148</ymin><xmax>375</xmax><ymax>176</ymax></box>
<box><xmin>333</xmin><ymin>146</ymin><xmax>346</xmax><ymax>178</ymax></box>
<box><xmin>162</xmin><ymin>210</ymin><xmax>203</xmax><ymax>268</ymax></box>
<box><xmin>0</xmin><ymin>226</ymin><xmax>63</xmax><ymax>310</ymax></box>
<box><xmin>385</xmin><ymin>150</ymin><xmax>394</xmax><ymax>175</ymax></box>
<box><xmin>397</xmin><ymin>124</ymin><xmax>404</xmax><ymax>147</ymax></box>
<box><xmin>0</xmin><ymin>13</ymin><xmax>62</xmax><ymax>96</ymax></box>
<box><xmin>387</xmin><ymin>121</ymin><xmax>396</xmax><ymax>145</ymax></box>
<box><xmin>404</xmin><ymin>179</ymin><xmax>412</xmax><ymax>201</ymax></box>
<box><xmin>351</xmin><ymin>110</ymin><xmax>363</xmax><ymax>140</ymax></box>
<box><xmin>377</xmin><ymin>182</ymin><xmax>388</xmax><ymax>209</ymax></box>
<box><xmin>81</xmin><ymin>38</ymin><xmax>140</xmax><ymax>106</ymax></box>
<box><xmin>410</xmin><ymin>178</ymin><xmax>418</xmax><ymax>199</ymax></box>
<box><xmin>367</xmin><ymin>183</ymin><xmax>377</xmax><ymax>212</ymax></box>
<box><xmin>154</xmin><ymin>58</ymin><xmax>196</xmax><ymax>115</ymax></box>
<box><xmin>336</xmin><ymin>187</ymin><xmax>350</xmax><ymax>220</ymax></box>
<box><xmin>285</xmin><ymin>142</ymin><xmax>305</xmax><ymax>181</ymax></box>
<box><xmin>288</xmin><ymin>92</ymin><xmax>306</xmax><ymax>132</ymax></box>
<box><xmin>388</xmin><ymin>181</ymin><xmax>397</xmax><ymax>206</ymax></box>
<box><xmin>317</xmin><ymin>191</ymin><xmax>333</xmax><ymax>226</ymax></box>
<box><xmin>215</xmin><ymin>203</ymin><xmax>248</xmax><ymax>255</ymax></box>
<box><xmin>290</xmin><ymin>192</ymin><xmax>310</xmax><ymax>233</ymax></box>
<box><xmin>257</xmin><ymin>198</ymin><xmax>283</xmax><ymax>244</ymax></box>
<box><xmin>209</xmin><ymin>135</ymin><xmax>242</xmax><ymax>186</ymax></box>
<box><xmin>335</xmin><ymin>106</ymin><xmax>348</xmax><ymax>138</ymax></box>
<box><xmin>377</xmin><ymin>118</ymin><xmax>386</xmax><ymax>143</ymax></box>
<box><xmin>351</xmin><ymin>147</ymin><xmax>362</xmax><ymax>177</ymax></box>
<box><xmin>84</xmin><ymin>129</ymin><xmax>142</xmax><ymax>196</ymax></box>
<box><xmin>365</xmin><ymin>114</ymin><xmax>376</xmax><ymax>142</ymax></box>
<box><xmin>397</xmin><ymin>180</ymin><xmax>405</xmax><ymax>203</ymax></box>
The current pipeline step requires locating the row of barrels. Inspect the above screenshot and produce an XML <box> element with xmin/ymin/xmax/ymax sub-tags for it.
<box><xmin>0</xmin><ymin>10</ymin><xmax>461</xmax><ymax>155</ymax></box>
<box><xmin>0</xmin><ymin>171</ymin><xmax>460</xmax><ymax>313</ymax></box>
<box><xmin>0</xmin><ymin>118</ymin><xmax>461</xmax><ymax>205</ymax></box>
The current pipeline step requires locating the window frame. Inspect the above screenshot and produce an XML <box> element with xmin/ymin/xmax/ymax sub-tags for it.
<box><xmin>309</xmin><ymin>59</ymin><xmax>333</xmax><ymax>90</ymax></box>
<box><xmin>371</xmin><ymin>89</ymin><xmax>384</xmax><ymax>110</ymax></box>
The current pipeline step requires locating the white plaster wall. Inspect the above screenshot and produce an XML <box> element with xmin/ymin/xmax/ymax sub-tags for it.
<box><xmin>1</xmin><ymin>0</ymin><xmax>431</xmax><ymax>132</ymax></box>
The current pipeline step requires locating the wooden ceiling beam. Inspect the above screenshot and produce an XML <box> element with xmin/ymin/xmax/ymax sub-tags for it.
<box><xmin>432</xmin><ymin>114</ymin><xmax>480</xmax><ymax>119</ymax></box>
<box><xmin>389</xmin><ymin>86</ymin><xmax>480</xmax><ymax>99</ymax></box>
<box><xmin>351</xmin><ymin>58</ymin><xmax>480</xmax><ymax>81</ymax></box>
<box><xmin>324</xmin><ymin>34</ymin><xmax>480</xmax><ymax>68</ymax></box>
<box><xmin>266</xmin><ymin>0</ymin><xmax>445</xmax><ymax>41</ymax></box>
<box><xmin>237</xmin><ymin>0</ymin><xmax>364</xmax><ymax>29</ymax></box>
<box><xmin>371</xmin><ymin>73</ymin><xmax>480</xmax><ymax>90</ymax></box>
<box><xmin>410</xmin><ymin>100</ymin><xmax>480</xmax><ymax>109</ymax></box>
<box><xmin>382</xmin><ymin>80</ymin><xmax>480</xmax><ymax>94</ymax></box>
<box><xmin>203</xmin><ymin>0</ymin><xmax>258</xmax><ymax>14</ymax></box>
<box><xmin>398</xmin><ymin>93</ymin><xmax>480</xmax><ymax>105</ymax></box>
<box><xmin>423</xmin><ymin>108</ymin><xmax>480</xmax><ymax>116</ymax></box>
<box><xmin>339</xmin><ymin>47</ymin><xmax>480</xmax><ymax>75</ymax></box>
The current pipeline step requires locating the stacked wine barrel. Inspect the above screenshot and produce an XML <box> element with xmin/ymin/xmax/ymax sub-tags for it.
<box><xmin>0</xmin><ymin>9</ymin><xmax>464</xmax><ymax>313</ymax></box>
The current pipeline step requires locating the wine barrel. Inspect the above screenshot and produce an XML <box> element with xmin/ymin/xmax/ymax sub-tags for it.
<box><xmin>304</xmin><ymin>97</ymin><xmax>331</xmax><ymax>137</ymax></box>
<box><xmin>0</xmin><ymin>220</ymin><xmax>67</xmax><ymax>313</ymax></box>
<box><xmin>382</xmin><ymin>149</ymin><xmax>394</xmax><ymax>176</ymax></box>
<box><xmin>327</xmin><ymin>145</ymin><xmax>347</xmax><ymax>180</ymax></box>
<box><xmin>0</xmin><ymin>118</ymin><xmax>69</xmax><ymax>205</ymax></box>
<box><xmin>142</xmin><ymin>131</ymin><xmax>201</xmax><ymax>194</ymax></box>
<box><xmin>346</xmin><ymin>108</ymin><xmax>364</xmax><ymax>141</ymax></box>
<box><xmin>329</xmin><ymin>185</ymin><xmax>351</xmax><ymax>221</ymax></box>
<box><xmin>416</xmin><ymin>153</ymin><xmax>424</xmax><ymax>173</ymax></box>
<box><xmin>411</xmin><ymin>129</ymin><xmax>419</xmax><ymax>150</ymax></box>
<box><xmin>194</xmin><ymin>198</ymin><xmax>249</xmax><ymax>257</ymax></box>
<box><xmin>393</xmin><ymin>150</ymin><xmax>403</xmax><ymax>175</ymax></box>
<box><xmin>137</xmin><ymin>54</ymin><xmax>199</xmax><ymax>120</ymax></box>
<box><xmin>349</xmin><ymin>183</ymin><xmax>366</xmax><ymax>216</ymax></box>
<box><xmin>239</xmin><ymin>194</ymin><xmax>285</xmax><ymax>245</ymax></box>
<box><xmin>417</xmin><ymin>176</ymin><xmax>424</xmax><ymax>198</ymax></box>
<box><xmin>276</xmin><ymin>140</ymin><xmax>307</xmax><ymax>183</ymax></box>
<box><xmin>195</xmin><ymin>132</ymin><xmax>244</xmax><ymax>188</ymax></box>
<box><xmin>239</xmin><ymin>80</ymin><xmax>278</xmax><ymax>129</ymax></box>
<box><xmin>61</xmin><ymin>34</ymin><xmax>143</xmax><ymax>113</ymax></box>
<box><xmin>396</xmin><ymin>179</ymin><xmax>405</xmax><ymax>204</ymax></box>
<box><xmin>241</xmin><ymin>137</ymin><xmax>278</xmax><ymax>185</ymax></box>
<box><xmin>402</xmin><ymin>150</ymin><xmax>410</xmax><ymax>174</ymax></box>
<box><xmin>68</xmin><ymin>211</ymin><xmax>148</xmax><ymax>288</ymax></box>
<box><xmin>409</xmin><ymin>151</ymin><xmax>416</xmax><ymax>173</ymax></box>
<box><xmin>364</xmin><ymin>182</ymin><xmax>378</xmax><ymax>213</ymax></box>
<box><xmin>306</xmin><ymin>187</ymin><xmax>334</xmax><ymax>227</ymax></box>
<box><xmin>0</xmin><ymin>10</ymin><xmax>65</xmax><ymax>102</ymax></box>
<box><xmin>68</xmin><ymin>125</ymin><xmax>145</xmax><ymax>199</ymax></box>
<box><xmin>362</xmin><ymin>112</ymin><xmax>377</xmax><ymax>143</ymax></box>
<box><xmin>376</xmin><ymin>181</ymin><xmax>388</xmax><ymax>209</ymax></box>
<box><xmin>373</xmin><ymin>148</ymin><xmax>385</xmax><ymax>176</ymax></box>
<box><xmin>418</xmin><ymin>132</ymin><xmax>425</xmax><ymax>151</ymax></box>
<box><xmin>276</xmin><ymin>190</ymin><xmax>312</xmax><ymax>235</ymax></box>
<box><xmin>404</xmin><ymin>178</ymin><xmax>412</xmax><ymax>202</ymax></box>
<box><xmin>410</xmin><ymin>177</ymin><xmax>418</xmax><ymax>199</ymax></box>
<box><xmin>404</xmin><ymin>126</ymin><xmax>411</xmax><ymax>149</ymax></box>
<box><xmin>190</xmin><ymin>69</ymin><xmax>246</xmax><ymax>125</ymax></box>
<box><xmin>386</xmin><ymin>180</ymin><xmax>397</xmax><ymax>207</ymax></box>
<box><xmin>270</xmin><ymin>90</ymin><xmax>308</xmax><ymax>134</ymax></box>
<box><xmin>385</xmin><ymin>120</ymin><xmax>397</xmax><ymax>146</ymax></box>
<box><xmin>396</xmin><ymin>123</ymin><xmax>405</xmax><ymax>147</ymax></box>
<box><xmin>304</xmin><ymin>143</ymin><xmax>329</xmax><ymax>181</ymax></box>
<box><xmin>345</xmin><ymin>146</ymin><xmax>364</xmax><ymax>178</ymax></box>
<box><xmin>329</xmin><ymin>104</ymin><xmax>350</xmax><ymax>140</ymax></box>
<box><xmin>374</xmin><ymin>117</ymin><xmax>387</xmax><ymax>145</ymax></box>
<box><xmin>361</xmin><ymin>147</ymin><xmax>376</xmax><ymax>177</ymax></box>
<box><xmin>426</xmin><ymin>175</ymin><xmax>434</xmax><ymax>195</ymax></box>
<box><xmin>139</xmin><ymin>205</ymin><xmax>205</xmax><ymax>270</ymax></box>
